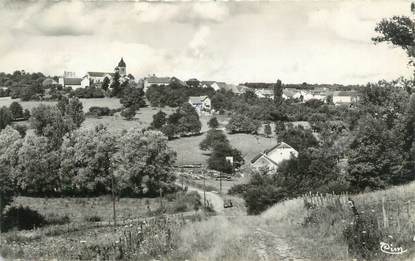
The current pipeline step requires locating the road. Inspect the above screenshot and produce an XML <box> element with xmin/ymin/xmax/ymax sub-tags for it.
<box><xmin>186</xmin><ymin>183</ymin><xmax>309</xmax><ymax>260</ymax></box>
<box><xmin>185</xmin><ymin>185</ymin><xmax>224</xmax><ymax>214</ymax></box>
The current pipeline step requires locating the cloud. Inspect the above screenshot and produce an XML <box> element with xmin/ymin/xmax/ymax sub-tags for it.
<box><xmin>0</xmin><ymin>0</ymin><xmax>411</xmax><ymax>85</ymax></box>
<box><xmin>189</xmin><ymin>26</ymin><xmax>211</xmax><ymax>58</ymax></box>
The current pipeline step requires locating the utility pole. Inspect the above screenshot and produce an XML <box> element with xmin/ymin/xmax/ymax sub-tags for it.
<box><xmin>203</xmin><ymin>169</ymin><xmax>206</xmax><ymax>207</ymax></box>
<box><xmin>159</xmin><ymin>188</ymin><xmax>163</xmax><ymax>209</ymax></box>
<box><xmin>219</xmin><ymin>171</ymin><xmax>222</xmax><ymax>196</ymax></box>
<box><xmin>111</xmin><ymin>174</ymin><xmax>117</xmax><ymax>230</ymax></box>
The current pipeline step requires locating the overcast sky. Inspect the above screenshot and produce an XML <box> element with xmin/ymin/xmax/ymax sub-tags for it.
<box><xmin>0</xmin><ymin>0</ymin><xmax>413</xmax><ymax>84</ymax></box>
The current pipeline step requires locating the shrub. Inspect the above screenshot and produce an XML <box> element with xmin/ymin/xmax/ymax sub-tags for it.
<box><xmin>83</xmin><ymin>215</ymin><xmax>102</xmax><ymax>222</ymax></box>
<box><xmin>88</xmin><ymin>106</ymin><xmax>112</xmax><ymax>117</ymax></box>
<box><xmin>1</xmin><ymin>206</ymin><xmax>45</xmax><ymax>231</ymax></box>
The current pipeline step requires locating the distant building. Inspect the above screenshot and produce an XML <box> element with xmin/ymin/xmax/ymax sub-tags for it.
<box><xmin>81</xmin><ymin>58</ymin><xmax>129</xmax><ymax>88</ymax></box>
<box><xmin>251</xmin><ymin>142</ymin><xmax>298</xmax><ymax>170</ymax></box>
<box><xmin>332</xmin><ymin>91</ymin><xmax>359</xmax><ymax>105</ymax></box>
<box><xmin>284</xmin><ymin>121</ymin><xmax>312</xmax><ymax>130</ymax></box>
<box><xmin>188</xmin><ymin>96</ymin><xmax>211</xmax><ymax>114</ymax></box>
<box><xmin>143</xmin><ymin>75</ymin><xmax>171</xmax><ymax>92</ymax></box>
<box><xmin>211</xmin><ymin>82</ymin><xmax>227</xmax><ymax>91</ymax></box>
<box><xmin>59</xmin><ymin>77</ymin><xmax>82</xmax><ymax>89</ymax></box>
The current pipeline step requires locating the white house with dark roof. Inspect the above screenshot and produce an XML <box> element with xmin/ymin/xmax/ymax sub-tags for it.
<box><xmin>143</xmin><ymin>75</ymin><xmax>171</xmax><ymax>92</ymax></box>
<box><xmin>188</xmin><ymin>96</ymin><xmax>211</xmax><ymax>114</ymax></box>
<box><xmin>251</xmin><ymin>142</ymin><xmax>298</xmax><ymax>170</ymax></box>
<box><xmin>59</xmin><ymin>77</ymin><xmax>83</xmax><ymax>89</ymax></box>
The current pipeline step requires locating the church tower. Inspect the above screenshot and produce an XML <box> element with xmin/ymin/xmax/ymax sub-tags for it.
<box><xmin>117</xmin><ymin>58</ymin><xmax>126</xmax><ymax>76</ymax></box>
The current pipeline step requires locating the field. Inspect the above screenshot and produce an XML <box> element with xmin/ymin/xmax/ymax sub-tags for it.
<box><xmin>0</xmin><ymin>191</ymin><xmax>205</xmax><ymax>260</ymax></box>
<box><xmin>1</xmin><ymin>97</ymin><xmax>275</xmax><ymax>165</ymax></box>
<box><xmin>0</xmin><ymin>97</ymin><xmax>122</xmax><ymax>112</ymax></box>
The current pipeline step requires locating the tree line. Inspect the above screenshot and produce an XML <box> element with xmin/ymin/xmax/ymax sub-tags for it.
<box><xmin>0</xmin><ymin>99</ymin><xmax>177</xmax><ymax>216</ymax></box>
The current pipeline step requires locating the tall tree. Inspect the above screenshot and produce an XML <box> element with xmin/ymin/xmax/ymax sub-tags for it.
<box><xmin>200</xmin><ymin>129</ymin><xmax>229</xmax><ymax>151</ymax></box>
<box><xmin>0</xmin><ymin>106</ymin><xmax>12</xmax><ymax>130</ymax></box>
<box><xmin>208</xmin><ymin>117</ymin><xmax>219</xmax><ymax>129</ymax></box>
<box><xmin>0</xmin><ymin>127</ymin><xmax>22</xmax><ymax>211</ymax></box>
<box><xmin>373</xmin><ymin>9</ymin><xmax>415</xmax><ymax>64</ymax></box>
<box><xmin>151</xmin><ymin>110</ymin><xmax>167</xmax><ymax>130</ymax></box>
<box><xmin>273</xmin><ymin>79</ymin><xmax>283</xmax><ymax>105</ymax></box>
<box><xmin>112</xmin><ymin>129</ymin><xmax>177</xmax><ymax>195</ymax></box>
<box><xmin>60</xmin><ymin>127</ymin><xmax>118</xmax><ymax>194</ymax></box>
<box><xmin>66</xmin><ymin>98</ymin><xmax>85</xmax><ymax>128</ymax></box>
<box><xmin>15</xmin><ymin>134</ymin><xmax>60</xmax><ymax>195</ymax></box>
<box><xmin>102</xmin><ymin>76</ymin><xmax>110</xmax><ymax>92</ymax></box>
<box><xmin>30</xmin><ymin>104</ymin><xmax>75</xmax><ymax>149</ymax></box>
<box><xmin>120</xmin><ymin>86</ymin><xmax>145</xmax><ymax>110</ymax></box>
<box><xmin>110</xmin><ymin>72</ymin><xmax>121</xmax><ymax>97</ymax></box>
<box><xmin>208</xmin><ymin>143</ymin><xmax>244</xmax><ymax>174</ymax></box>
<box><xmin>9</xmin><ymin>101</ymin><xmax>24</xmax><ymax>120</ymax></box>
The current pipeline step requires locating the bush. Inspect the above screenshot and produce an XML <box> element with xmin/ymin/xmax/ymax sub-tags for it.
<box><xmin>88</xmin><ymin>106</ymin><xmax>112</xmax><ymax>117</ymax></box>
<box><xmin>12</xmin><ymin>124</ymin><xmax>27</xmax><ymax>137</ymax></box>
<box><xmin>226</xmin><ymin>113</ymin><xmax>261</xmax><ymax>134</ymax></box>
<box><xmin>1</xmin><ymin>206</ymin><xmax>45</xmax><ymax>231</ymax></box>
<box><xmin>44</xmin><ymin>213</ymin><xmax>70</xmax><ymax>225</ymax></box>
<box><xmin>83</xmin><ymin>215</ymin><xmax>102</xmax><ymax>222</ymax></box>
<box><xmin>228</xmin><ymin>184</ymin><xmax>249</xmax><ymax>195</ymax></box>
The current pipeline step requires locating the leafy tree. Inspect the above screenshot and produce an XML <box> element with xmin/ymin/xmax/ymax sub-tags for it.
<box><xmin>208</xmin><ymin>142</ymin><xmax>244</xmax><ymax>174</ymax></box>
<box><xmin>66</xmin><ymin>98</ymin><xmax>85</xmax><ymax>128</ymax></box>
<box><xmin>151</xmin><ymin>110</ymin><xmax>167</xmax><ymax>130</ymax></box>
<box><xmin>60</xmin><ymin>127</ymin><xmax>118</xmax><ymax>194</ymax></box>
<box><xmin>347</xmin><ymin>115</ymin><xmax>404</xmax><ymax>191</ymax></box>
<box><xmin>15</xmin><ymin>134</ymin><xmax>60</xmax><ymax>195</ymax></box>
<box><xmin>274</xmin><ymin>121</ymin><xmax>285</xmax><ymax>133</ymax></box>
<box><xmin>208</xmin><ymin>117</ymin><xmax>219</xmax><ymax>129</ymax></box>
<box><xmin>304</xmin><ymin>99</ymin><xmax>325</xmax><ymax>109</ymax></box>
<box><xmin>0</xmin><ymin>106</ymin><xmax>12</xmax><ymax>130</ymax></box>
<box><xmin>162</xmin><ymin>103</ymin><xmax>201</xmax><ymax>138</ymax></box>
<box><xmin>326</xmin><ymin>94</ymin><xmax>334</xmax><ymax>104</ymax></box>
<box><xmin>23</xmin><ymin>109</ymin><xmax>30</xmax><ymax>120</ymax></box>
<box><xmin>9</xmin><ymin>101</ymin><xmax>23</xmax><ymax>120</ymax></box>
<box><xmin>264</xmin><ymin>122</ymin><xmax>272</xmax><ymax>137</ymax></box>
<box><xmin>242</xmin><ymin>172</ymin><xmax>284</xmax><ymax>215</ymax></box>
<box><xmin>200</xmin><ymin>129</ymin><xmax>229</xmax><ymax>151</ymax></box>
<box><xmin>57</xmin><ymin>96</ymin><xmax>69</xmax><ymax>115</ymax></box>
<box><xmin>121</xmin><ymin>107</ymin><xmax>136</xmax><ymax>120</ymax></box>
<box><xmin>120</xmin><ymin>87</ymin><xmax>145</xmax><ymax>110</ymax></box>
<box><xmin>0</xmin><ymin>127</ymin><xmax>22</xmax><ymax>215</ymax></box>
<box><xmin>226</xmin><ymin>113</ymin><xmax>261</xmax><ymax>134</ymax></box>
<box><xmin>278</xmin><ymin>126</ymin><xmax>319</xmax><ymax>152</ymax></box>
<box><xmin>373</xmin><ymin>10</ymin><xmax>415</xmax><ymax>63</ymax></box>
<box><xmin>277</xmin><ymin>148</ymin><xmax>347</xmax><ymax>196</ymax></box>
<box><xmin>273</xmin><ymin>79</ymin><xmax>283</xmax><ymax>105</ymax></box>
<box><xmin>30</xmin><ymin>104</ymin><xmax>75</xmax><ymax>149</ymax></box>
<box><xmin>110</xmin><ymin>72</ymin><xmax>121</xmax><ymax>97</ymax></box>
<box><xmin>112</xmin><ymin>129</ymin><xmax>177</xmax><ymax>195</ymax></box>
<box><xmin>102</xmin><ymin>76</ymin><xmax>110</xmax><ymax>92</ymax></box>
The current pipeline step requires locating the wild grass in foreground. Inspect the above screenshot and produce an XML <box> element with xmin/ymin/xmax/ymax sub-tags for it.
<box><xmin>261</xmin><ymin>182</ymin><xmax>415</xmax><ymax>261</ymax></box>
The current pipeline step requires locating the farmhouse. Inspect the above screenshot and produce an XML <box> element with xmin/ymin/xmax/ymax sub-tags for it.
<box><xmin>59</xmin><ymin>77</ymin><xmax>82</xmax><ymax>89</ymax></box>
<box><xmin>188</xmin><ymin>96</ymin><xmax>211</xmax><ymax>114</ymax></box>
<box><xmin>251</xmin><ymin>142</ymin><xmax>298</xmax><ymax>170</ymax></box>
<box><xmin>143</xmin><ymin>75</ymin><xmax>171</xmax><ymax>92</ymax></box>
<box><xmin>332</xmin><ymin>91</ymin><xmax>359</xmax><ymax>105</ymax></box>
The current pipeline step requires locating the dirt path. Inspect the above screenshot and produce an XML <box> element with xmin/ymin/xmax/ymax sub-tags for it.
<box><xmin>186</xmin><ymin>184</ymin><xmax>308</xmax><ymax>260</ymax></box>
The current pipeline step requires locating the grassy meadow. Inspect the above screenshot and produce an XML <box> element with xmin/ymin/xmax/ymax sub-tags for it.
<box><xmin>1</xmin><ymin>97</ymin><xmax>276</xmax><ymax>165</ymax></box>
